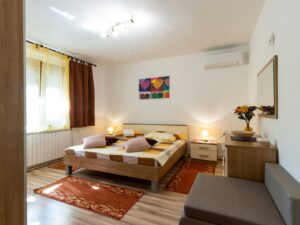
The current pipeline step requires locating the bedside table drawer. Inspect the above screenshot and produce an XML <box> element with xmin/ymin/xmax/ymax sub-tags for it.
<box><xmin>190</xmin><ymin>143</ymin><xmax>217</xmax><ymax>151</ymax></box>
<box><xmin>191</xmin><ymin>149</ymin><xmax>217</xmax><ymax>161</ymax></box>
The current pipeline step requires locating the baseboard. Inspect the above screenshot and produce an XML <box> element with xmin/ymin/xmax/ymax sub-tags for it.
<box><xmin>27</xmin><ymin>158</ymin><xmax>63</xmax><ymax>172</ymax></box>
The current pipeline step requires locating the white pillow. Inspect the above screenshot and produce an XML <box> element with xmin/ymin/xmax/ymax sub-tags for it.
<box><xmin>144</xmin><ymin>132</ymin><xmax>176</xmax><ymax>143</ymax></box>
<box><xmin>124</xmin><ymin>137</ymin><xmax>151</xmax><ymax>153</ymax></box>
<box><xmin>83</xmin><ymin>134</ymin><xmax>106</xmax><ymax>149</ymax></box>
<box><xmin>123</xmin><ymin>129</ymin><xmax>135</xmax><ymax>137</ymax></box>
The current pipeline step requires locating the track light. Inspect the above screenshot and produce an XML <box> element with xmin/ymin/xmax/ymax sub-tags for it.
<box><xmin>112</xmin><ymin>30</ymin><xmax>119</xmax><ymax>38</ymax></box>
<box><xmin>101</xmin><ymin>15</ymin><xmax>135</xmax><ymax>39</ymax></box>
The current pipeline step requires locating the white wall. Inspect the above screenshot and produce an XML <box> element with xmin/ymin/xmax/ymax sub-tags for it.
<box><xmin>105</xmin><ymin>52</ymin><xmax>249</xmax><ymax>139</ymax></box>
<box><xmin>249</xmin><ymin>0</ymin><xmax>300</xmax><ymax>182</ymax></box>
<box><xmin>72</xmin><ymin>66</ymin><xmax>107</xmax><ymax>144</ymax></box>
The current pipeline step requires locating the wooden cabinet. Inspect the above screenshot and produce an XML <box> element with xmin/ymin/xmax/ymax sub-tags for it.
<box><xmin>190</xmin><ymin>141</ymin><xmax>218</xmax><ymax>161</ymax></box>
<box><xmin>225</xmin><ymin>136</ymin><xmax>277</xmax><ymax>182</ymax></box>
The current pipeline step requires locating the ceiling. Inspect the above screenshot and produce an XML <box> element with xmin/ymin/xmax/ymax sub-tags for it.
<box><xmin>26</xmin><ymin>0</ymin><xmax>265</xmax><ymax>65</ymax></box>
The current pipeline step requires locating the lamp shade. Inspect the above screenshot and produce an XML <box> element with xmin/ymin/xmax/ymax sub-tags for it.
<box><xmin>107</xmin><ymin>127</ymin><xmax>114</xmax><ymax>135</ymax></box>
<box><xmin>201</xmin><ymin>130</ymin><xmax>209</xmax><ymax>141</ymax></box>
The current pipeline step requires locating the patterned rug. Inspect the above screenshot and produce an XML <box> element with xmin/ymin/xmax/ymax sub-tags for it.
<box><xmin>48</xmin><ymin>162</ymin><xmax>80</xmax><ymax>172</ymax></box>
<box><xmin>34</xmin><ymin>176</ymin><xmax>144</xmax><ymax>220</ymax></box>
<box><xmin>164</xmin><ymin>159</ymin><xmax>216</xmax><ymax>194</ymax></box>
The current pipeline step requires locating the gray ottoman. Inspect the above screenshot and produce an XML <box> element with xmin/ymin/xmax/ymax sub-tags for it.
<box><xmin>180</xmin><ymin>163</ymin><xmax>300</xmax><ymax>225</ymax></box>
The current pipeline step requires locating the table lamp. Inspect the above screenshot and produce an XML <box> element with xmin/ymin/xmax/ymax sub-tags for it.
<box><xmin>201</xmin><ymin>130</ymin><xmax>209</xmax><ymax>142</ymax></box>
<box><xmin>107</xmin><ymin>126</ymin><xmax>114</xmax><ymax>135</ymax></box>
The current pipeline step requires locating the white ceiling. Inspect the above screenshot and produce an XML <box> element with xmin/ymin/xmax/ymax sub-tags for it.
<box><xmin>26</xmin><ymin>0</ymin><xmax>265</xmax><ymax>65</ymax></box>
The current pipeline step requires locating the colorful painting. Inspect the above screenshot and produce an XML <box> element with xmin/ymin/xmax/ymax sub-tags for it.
<box><xmin>139</xmin><ymin>76</ymin><xmax>170</xmax><ymax>100</ymax></box>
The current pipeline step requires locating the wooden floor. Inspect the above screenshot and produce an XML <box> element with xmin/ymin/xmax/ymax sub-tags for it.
<box><xmin>27</xmin><ymin>158</ymin><xmax>225</xmax><ymax>225</ymax></box>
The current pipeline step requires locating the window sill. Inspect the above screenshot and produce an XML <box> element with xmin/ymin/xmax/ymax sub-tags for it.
<box><xmin>27</xmin><ymin>128</ymin><xmax>71</xmax><ymax>135</ymax></box>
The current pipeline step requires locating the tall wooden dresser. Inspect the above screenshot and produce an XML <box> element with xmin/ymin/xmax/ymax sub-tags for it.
<box><xmin>225</xmin><ymin>135</ymin><xmax>277</xmax><ymax>182</ymax></box>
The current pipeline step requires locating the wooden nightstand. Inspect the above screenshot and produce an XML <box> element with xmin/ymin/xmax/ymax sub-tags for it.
<box><xmin>190</xmin><ymin>140</ymin><xmax>218</xmax><ymax>162</ymax></box>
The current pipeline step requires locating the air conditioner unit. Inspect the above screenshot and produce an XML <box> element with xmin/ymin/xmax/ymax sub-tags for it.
<box><xmin>204</xmin><ymin>51</ymin><xmax>247</xmax><ymax>69</ymax></box>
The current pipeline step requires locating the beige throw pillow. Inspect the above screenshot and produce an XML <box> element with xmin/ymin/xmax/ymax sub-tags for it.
<box><xmin>144</xmin><ymin>132</ymin><xmax>176</xmax><ymax>143</ymax></box>
<box><xmin>124</xmin><ymin>137</ymin><xmax>151</xmax><ymax>153</ymax></box>
<box><xmin>83</xmin><ymin>134</ymin><xmax>106</xmax><ymax>149</ymax></box>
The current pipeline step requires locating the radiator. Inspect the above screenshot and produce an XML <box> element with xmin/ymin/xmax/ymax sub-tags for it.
<box><xmin>26</xmin><ymin>130</ymin><xmax>72</xmax><ymax>167</ymax></box>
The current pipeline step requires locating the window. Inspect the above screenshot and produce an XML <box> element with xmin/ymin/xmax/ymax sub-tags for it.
<box><xmin>26</xmin><ymin>43</ymin><xmax>70</xmax><ymax>133</ymax></box>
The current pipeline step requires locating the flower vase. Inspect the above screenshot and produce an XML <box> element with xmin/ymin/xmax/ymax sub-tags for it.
<box><xmin>244</xmin><ymin>122</ymin><xmax>253</xmax><ymax>132</ymax></box>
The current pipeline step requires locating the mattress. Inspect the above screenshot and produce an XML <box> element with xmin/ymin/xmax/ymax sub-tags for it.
<box><xmin>65</xmin><ymin>139</ymin><xmax>186</xmax><ymax>167</ymax></box>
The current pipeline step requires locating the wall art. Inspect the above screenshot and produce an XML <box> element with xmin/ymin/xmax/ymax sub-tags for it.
<box><xmin>139</xmin><ymin>76</ymin><xmax>170</xmax><ymax>100</ymax></box>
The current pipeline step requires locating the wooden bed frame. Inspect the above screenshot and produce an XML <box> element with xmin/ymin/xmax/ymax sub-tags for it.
<box><xmin>63</xmin><ymin>123</ymin><xmax>188</xmax><ymax>192</ymax></box>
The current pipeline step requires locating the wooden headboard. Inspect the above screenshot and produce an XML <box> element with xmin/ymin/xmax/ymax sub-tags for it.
<box><xmin>123</xmin><ymin>123</ymin><xmax>189</xmax><ymax>138</ymax></box>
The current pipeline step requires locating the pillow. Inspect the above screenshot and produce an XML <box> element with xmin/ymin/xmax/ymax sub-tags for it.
<box><xmin>144</xmin><ymin>132</ymin><xmax>176</xmax><ymax>143</ymax></box>
<box><xmin>105</xmin><ymin>136</ymin><xmax>119</xmax><ymax>146</ymax></box>
<box><xmin>174</xmin><ymin>134</ymin><xmax>187</xmax><ymax>141</ymax></box>
<box><xmin>115</xmin><ymin>130</ymin><xmax>144</xmax><ymax>137</ymax></box>
<box><xmin>124</xmin><ymin>137</ymin><xmax>151</xmax><ymax>153</ymax></box>
<box><xmin>155</xmin><ymin>131</ymin><xmax>186</xmax><ymax>141</ymax></box>
<box><xmin>145</xmin><ymin>138</ymin><xmax>158</xmax><ymax>146</ymax></box>
<box><xmin>83</xmin><ymin>134</ymin><xmax>106</xmax><ymax>149</ymax></box>
<box><xmin>123</xmin><ymin>129</ymin><xmax>135</xmax><ymax>137</ymax></box>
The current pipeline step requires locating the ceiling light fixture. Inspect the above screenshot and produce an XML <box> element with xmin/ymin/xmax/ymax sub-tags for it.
<box><xmin>49</xmin><ymin>6</ymin><xmax>75</xmax><ymax>20</ymax></box>
<box><xmin>101</xmin><ymin>15</ymin><xmax>135</xmax><ymax>39</ymax></box>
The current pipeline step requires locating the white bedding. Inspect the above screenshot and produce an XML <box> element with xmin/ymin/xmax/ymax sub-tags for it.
<box><xmin>65</xmin><ymin>140</ymin><xmax>185</xmax><ymax>167</ymax></box>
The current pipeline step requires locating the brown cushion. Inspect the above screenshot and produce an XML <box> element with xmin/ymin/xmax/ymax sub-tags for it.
<box><xmin>185</xmin><ymin>174</ymin><xmax>285</xmax><ymax>225</ymax></box>
<box><xmin>145</xmin><ymin>138</ymin><xmax>158</xmax><ymax>146</ymax></box>
<box><xmin>105</xmin><ymin>136</ymin><xmax>118</xmax><ymax>146</ymax></box>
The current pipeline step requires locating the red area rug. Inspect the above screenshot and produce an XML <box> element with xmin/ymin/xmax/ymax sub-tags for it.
<box><xmin>164</xmin><ymin>159</ymin><xmax>216</xmax><ymax>194</ymax></box>
<box><xmin>34</xmin><ymin>176</ymin><xmax>144</xmax><ymax>220</ymax></box>
<box><xmin>48</xmin><ymin>162</ymin><xmax>79</xmax><ymax>172</ymax></box>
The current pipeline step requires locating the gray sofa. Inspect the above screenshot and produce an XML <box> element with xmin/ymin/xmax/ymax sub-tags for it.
<box><xmin>180</xmin><ymin>163</ymin><xmax>300</xmax><ymax>225</ymax></box>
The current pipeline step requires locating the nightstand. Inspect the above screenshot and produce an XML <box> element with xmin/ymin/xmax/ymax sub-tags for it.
<box><xmin>190</xmin><ymin>139</ymin><xmax>218</xmax><ymax>162</ymax></box>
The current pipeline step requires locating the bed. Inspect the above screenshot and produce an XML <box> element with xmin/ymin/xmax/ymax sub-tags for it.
<box><xmin>63</xmin><ymin>123</ymin><xmax>188</xmax><ymax>192</ymax></box>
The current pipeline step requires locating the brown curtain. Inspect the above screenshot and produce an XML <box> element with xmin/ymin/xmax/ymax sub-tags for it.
<box><xmin>69</xmin><ymin>60</ymin><xmax>95</xmax><ymax>128</ymax></box>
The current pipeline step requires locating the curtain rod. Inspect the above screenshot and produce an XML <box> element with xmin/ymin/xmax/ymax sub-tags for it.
<box><xmin>26</xmin><ymin>40</ymin><xmax>97</xmax><ymax>67</ymax></box>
